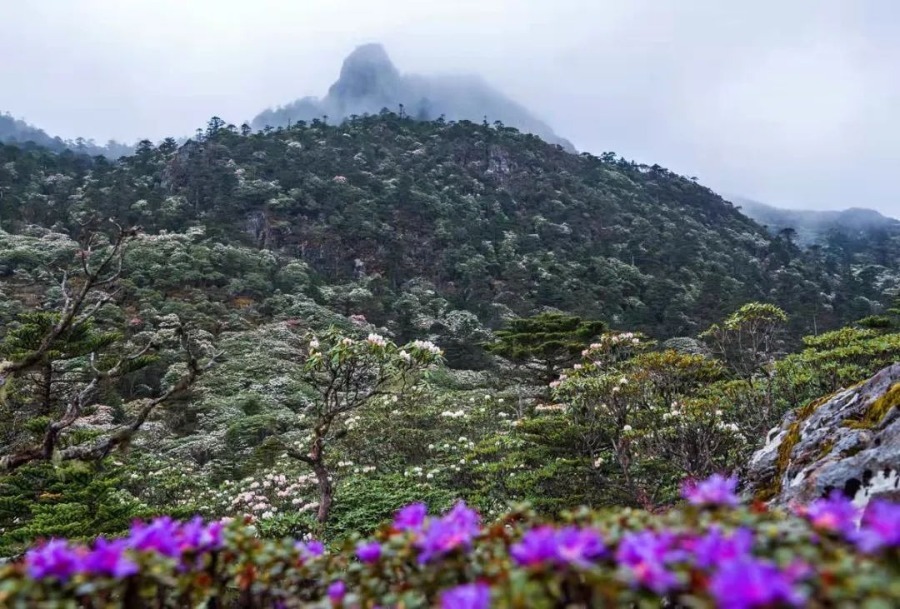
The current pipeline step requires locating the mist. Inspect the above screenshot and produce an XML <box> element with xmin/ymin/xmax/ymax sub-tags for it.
<box><xmin>1</xmin><ymin>0</ymin><xmax>898</xmax><ymax>216</ymax></box>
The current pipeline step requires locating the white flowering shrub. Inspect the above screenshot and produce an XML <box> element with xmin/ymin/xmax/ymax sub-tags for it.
<box><xmin>544</xmin><ymin>346</ymin><xmax>742</xmax><ymax>507</ymax></box>
<box><xmin>290</xmin><ymin>328</ymin><xmax>444</xmax><ymax>525</ymax></box>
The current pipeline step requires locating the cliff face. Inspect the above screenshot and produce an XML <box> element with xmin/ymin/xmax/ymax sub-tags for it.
<box><xmin>252</xmin><ymin>43</ymin><xmax>575</xmax><ymax>151</ymax></box>
<box><xmin>746</xmin><ymin>363</ymin><xmax>900</xmax><ymax>507</ymax></box>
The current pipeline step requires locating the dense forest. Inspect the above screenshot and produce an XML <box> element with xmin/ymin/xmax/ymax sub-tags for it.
<box><xmin>1</xmin><ymin>114</ymin><xmax>899</xmax><ymax>606</ymax></box>
<box><xmin>2</xmin><ymin>114</ymin><xmax>896</xmax><ymax>340</ymax></box>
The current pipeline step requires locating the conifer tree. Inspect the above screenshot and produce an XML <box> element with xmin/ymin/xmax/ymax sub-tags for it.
<box><xmin>486</xmin><ymin>312</ymin><xmax>605</xmax><ymax>386</ymax></box>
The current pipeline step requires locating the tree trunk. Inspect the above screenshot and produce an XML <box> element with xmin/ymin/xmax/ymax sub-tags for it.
<box><xmin>41</xmin><ymin>361</ymin><xmax>53</xmax><ymax>415</ymax></box>
<box><xmin>313</xmin><ymin>458</ymin><xmax>333</xmax><ymax>525</ymax></box>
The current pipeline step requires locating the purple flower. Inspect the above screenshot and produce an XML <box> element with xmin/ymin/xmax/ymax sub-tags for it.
<box><xmin>296</xmin><ymin>540</ymin><xmax>325</xmax><ymax>559</ymax></box>
<box><xmin>708</xmin><ymin>557</ymin><xmax>805</xmax><ymax>609</ymax></box>
<box><xmin>555</xmin><ymin>526</ymin><xmax>606</xmax><ymax>567</ymax></box>
<box><xmin>682</xmin><ymin>474</ymin><xmax>739</xmax><ymax>507</ymax></box>
<box><xmin>685</xmin><ymin>527</ymin><xmax>754</xmax><ymax>569</ymax></box>
<box><xmin>128</xmin><ymin>517</ymin><xmax>181</xmax><ymax>557</ymax></box>
<box><xmin>854</xmin><ymin>500</ymin><xmax>900</xmax><ymax>553</ymax></box>
<box><xmin>356</xmin><ymin>541</ymin><xmax>382</xmax><ymax>563</ymax></box>
<box><xmin>440</xmin><ymin>582</ymin><xmax>491</xmax><ymax>609</ymax></box>
<box><xmin>82</xmin><ymin>538</ymin><xmax>138</xmax><ymax>578</ymax></box>
<box><xmin>394</xmin><ymin>502</ymin><xmax>428</xmax><ymax>532</ymax></box>
<box><xmin>510</xmin><ymin>526</ymin><xmax>558</xmax><ymax>567</ymax></box>
<box><xmin>25</xmin><ymin>539</ymin><xmax>84</xmax><ymax>581</ymax></box>
<box><xmin>178</xmin><ymin>516</ymin><xmax>225</xmax><ymax>552</ymax></box>
<box><xmin>416</xmin><ymin>501</ymin><xmax>480</xmax><ymax>563</ymax></box>
<box><xmin>327</xmin><ymin>580</ymin><xmax>346</xmax><ymax>603</ymax></box>
<box><xmin>802</xmin><ymin>492</ymin><xmax>860</xmax><ymax>536</ymax></box>
<box><xmin>511</xmin><ymin>525</ymin><xmax>606</xmax><ymax>568</ymax></box>
<box><xmin>615</xmin><ymin>531</ymin><xmax>682</xmax><ymax>594</ymax></box>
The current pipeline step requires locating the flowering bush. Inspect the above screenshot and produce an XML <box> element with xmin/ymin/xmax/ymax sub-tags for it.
<box><xmin>3</xmin><ymin>476</ymin><xmax>899</xmax><ymax>607</ymax></box>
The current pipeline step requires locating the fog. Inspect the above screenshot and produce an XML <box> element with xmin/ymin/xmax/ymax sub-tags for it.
<box><xmin>1</xmin><ymin>0</ymin><xmax>898</xmax><ymax>216</ymax></box>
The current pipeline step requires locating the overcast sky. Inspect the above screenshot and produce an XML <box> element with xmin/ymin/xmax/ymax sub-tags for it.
<box><xmin>2</xmin><ymin>0</ymin><xmax>898</xmax><ymax>217</ymax></box>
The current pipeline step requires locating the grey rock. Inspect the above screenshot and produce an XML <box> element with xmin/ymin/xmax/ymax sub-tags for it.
<box><xmin>745</xmin><ymin>363</ymin><xmax>900</xmax><ymax>507</ymax></box>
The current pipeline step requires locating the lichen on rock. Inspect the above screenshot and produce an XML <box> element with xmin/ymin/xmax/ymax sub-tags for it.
<box><xmin>745</xmin><ymin>363</ymin><xmax>900</xmax><ymax>507</ymax></box>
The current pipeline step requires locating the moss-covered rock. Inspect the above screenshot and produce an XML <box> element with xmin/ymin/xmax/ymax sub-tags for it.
<box><xmin>746</xmin><ymin>363</ymin><xmax>900</xmax><ymax>507</ymax></box>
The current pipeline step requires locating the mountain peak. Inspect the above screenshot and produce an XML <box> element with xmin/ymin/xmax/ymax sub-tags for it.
<box><xmin>328</xmin><ymin>43</ymin><xmax>400</xmax><ymax>101</ymax></box>
<box><xmin>254</xmin><ymin>43</ymin><xmax>574</xmax><ymax>151</ymax></box>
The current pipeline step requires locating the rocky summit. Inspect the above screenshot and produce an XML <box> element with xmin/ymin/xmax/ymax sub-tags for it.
<box><xmin>252</xmin><ymin>43</ymin><xmax>575</xmax><ymax>150</ymax></box>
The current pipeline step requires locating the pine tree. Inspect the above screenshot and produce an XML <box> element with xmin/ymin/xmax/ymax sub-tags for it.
<box><xmin>486</xmin><ymin>312</ymin><xmax>605</xmax><ymax>386</ymax></box>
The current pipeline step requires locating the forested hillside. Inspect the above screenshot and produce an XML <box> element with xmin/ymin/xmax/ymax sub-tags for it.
<box><xmin>2</xmin><ymin>114</ymin><xmax>894</xmax><ymax>342</ymax></box>
<box><xmin>737</xmin><ymin>197</ymin><xmax>900</xmax><ymax>252</ymax></box>
<box><xmin>2</xmin><ymin>114</ymin><xmax>899</xmax><ymax>607</ymax></box>
<box><xmin>0</xmin><ymin>112</ymin><xmax>133</xmax><ymax>158</ymax></box>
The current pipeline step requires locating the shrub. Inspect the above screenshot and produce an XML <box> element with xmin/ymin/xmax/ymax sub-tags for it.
<box><xmin>3</xmin><ymin>476</ymin><xmax>899</xmax><ymax>607</ymax></box>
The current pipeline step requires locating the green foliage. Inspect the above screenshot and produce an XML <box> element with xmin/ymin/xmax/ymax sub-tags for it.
<box><xmin>326</xmin><ymin>473</ymin><xmax>454</xmax><ymax>541</ymax></box>
<box><xmin>3</xmin><ymin>115</ymin><xmax>892</xmax><ymax>341</ymax></box>
<box><xmin>1</xmin><ymin>115</ymin><xmax>899</xmax><ymax>557</ymax></box>
<box><xmin>486</xmin><ymin>312</ymin><xmax>604</xmax><ymax>384</ymax></box>
<box><xmin>700</xmin><ymin>302</ymin><xmax>788</xmax><ymax>380</ymax></box>
<box><xmin>0</xmin><ymin>462</ymin><xmax>151</xmax><ymax>555</ymax></box>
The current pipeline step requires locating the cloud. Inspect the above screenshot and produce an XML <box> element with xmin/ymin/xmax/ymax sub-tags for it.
<box><xmin>1</xmin><ymin>0</ymin><xmax>897</xmax><ymax>216</ymax></box>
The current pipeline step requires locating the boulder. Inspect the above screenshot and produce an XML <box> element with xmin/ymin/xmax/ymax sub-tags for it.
<box><xmin>745</xmin><ymin>363</ymin><xmax>900</xmax><ymax>507</ymax></box>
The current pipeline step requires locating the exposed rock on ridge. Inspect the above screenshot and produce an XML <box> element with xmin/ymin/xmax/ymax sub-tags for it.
<box><xmin>746</xmin><ymin>363</ymin><xmax>900</xmax><ymax>507</ymax></box>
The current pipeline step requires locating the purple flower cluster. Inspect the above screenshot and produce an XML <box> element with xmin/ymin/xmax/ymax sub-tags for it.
<box><xmin>415</xmin><ymin>501</ymin><xmax>481</xmax><ymax>563</ymax></box>
<box><xmin>682</xmin><ymin>474</ymin><xmax>739</xmax><ymax>507</ymax></box>
<box><xmin>393</xmin><ymin>502</ymin><xmax>428</xmax><ymax>532</ymax></box>
<box><xmin>440</xmin><ymin>582</ymin><xmax>491</xmax><ymax>609</ymax></box>
<box><xmin>856</xmin><ymin>500</ymin><xmax>900</xmax><ymax>552</ymax></box>
<box><xmin>355</xmin><ymin>540</ymin><xmax>382</xmax><ymax>563</ymax></box>
<box><xmin>511</xmin><ymin>525</ymin><xmax>606</xmax><ymax>568</ymax></box>
<box><xmin>799</xmin><ymin>492</ymin><xmax>900</xmax><ymax>553</ymax></box>
<box><xmin>801</xmin><ymin>491</ymin><xmax>860</xmax><ymax>536</ymax></box>
<box><xmin>129</xmin><ymin>516</ymin><xmax>224</xmax><ymax>557</ymax></box>
<box><xmin>327</xmin><ymin>580</ymin><xmax>346</xmax><ymax>603</ymax></box>
<box><xmin>390</xmin><ymin>501</ymin><xmax>481</xmax><ymax>563</ymax></box>
<box><xmin>17</xmin><ymin>475</ymin><xmax>900</xmax><ymax>609</ymax></box>
<box><xmin>25</xmin><ymin>516</ymin><xmax>223</xmax><ymax>582</ymax></box>
<box><xmin>615</xmin><ymin>530</ymin><xmax>684</xmax><ymax>594</ymax></box>
<box><xmin>295</xmin><ymin>539</ymin><xmax>326</xmax><ymax>560</ymax></box>
<box><xmin>709</xmin><ymin>558</ymin><xmax>807</xmax><ymax>609</ymax></box>
<box><xmin>614</xmin><ymin>527</ymin><xmax>808</xmax><ymax>607</ymax></box>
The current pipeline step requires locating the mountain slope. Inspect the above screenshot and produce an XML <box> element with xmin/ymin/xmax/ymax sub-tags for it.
<box><xmin>252</xmin><ymin>44</ymin><xmax>575</xmax><ymax>151</ymax></box>
<box><xmin>736</xmin><ymin>198</ymin><xmax>900</xmax><ymax>244</ymax></box>
<box><xmin>0</xmin><ymin>112</ymin><xmax>132</xmax><ymax>158</ymax></box>
<box><xmin>0</xmin><ymin>115</ymin><xmax>894</xmax><ymax>340</ymax></box>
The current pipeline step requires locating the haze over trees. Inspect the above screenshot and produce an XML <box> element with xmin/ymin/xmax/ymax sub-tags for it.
<box><xmin>252</xmin><ymin>44</ymin><xmax>576</xmax><ymax>151</ymax></box>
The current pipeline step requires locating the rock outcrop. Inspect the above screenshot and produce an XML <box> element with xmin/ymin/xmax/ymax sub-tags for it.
<box><xmin>745</xmin><ymin>363</ymin><xmax>900</xmax><ymax>507</ymax></box>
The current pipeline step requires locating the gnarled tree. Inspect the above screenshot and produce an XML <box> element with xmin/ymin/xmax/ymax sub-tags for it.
<box><xmin>0</xmin><ymin>226</ymin><xmax>218</xmax><ymax>471</ymax></box>
<box><xmin>287</xmin><ymin>328</ymin><xmax>442</xmax><ymax>526</ymax></box>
